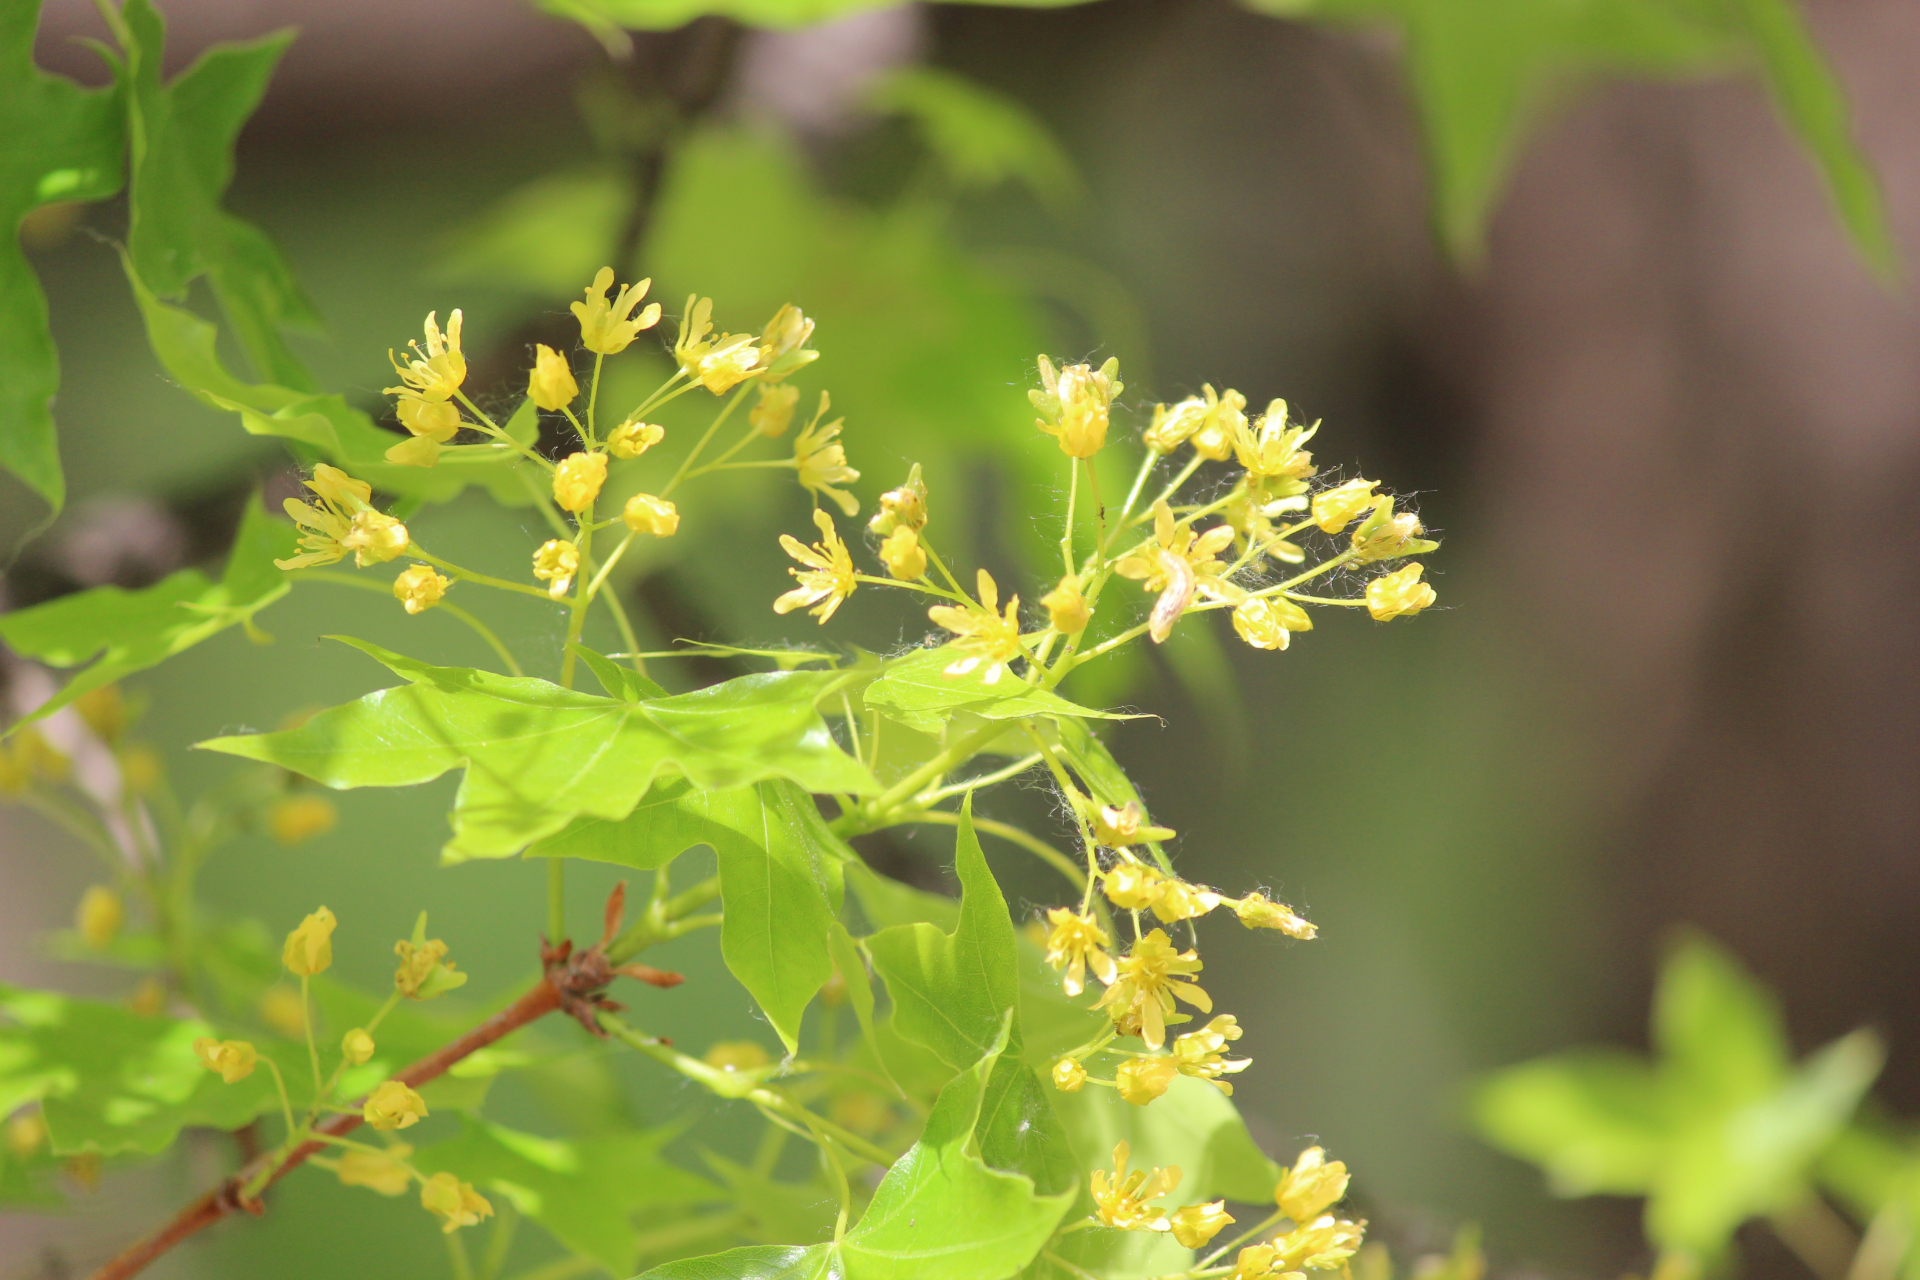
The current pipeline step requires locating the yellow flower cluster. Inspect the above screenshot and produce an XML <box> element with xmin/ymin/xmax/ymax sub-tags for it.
<box><xmin>1232</xmin><ymin>1148</ymin><xmax>1366</xmax><ymax>1278</ymax></box>
<box><xmin>1089</xmin><ymin>1142</ymin><xmax>1235</xmax><ymax>1249</ymax></box>
<box><xmin>276</xmin><ymin>467</ymin><xmax>409</xmax><ymax>571</ymax></box>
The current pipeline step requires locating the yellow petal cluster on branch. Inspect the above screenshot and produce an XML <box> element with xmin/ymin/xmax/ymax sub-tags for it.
<box><xmin>775</xmin><ymin>510</ymin><xmax>858</xmax><ymax>624</ymax></box>
<box><xmin>277</xmin><ymin>466</ymin><xmax>409</xmax><ymax>570</ymax></box>
<box><xmin>1043</xmin><ymin>908</ymin><xmax>1116</xmax><ymax>998</ymax></box>
<box><xmin>572</xmin><ymin>267</ymin><xmax>661</xmax><ymax>355</ymax></box>
<box><xmin>1041</xmin><ymin>576</ymin><xmax>1090</xmax><ymax>635</ymax></box>
<box><xmin>363</xmin><ymin>1080</ymin><xmax>428</xmax><ymax>1131</ymax></box>
<box><xmin>1094</xmin><ymin>928</ymin><xmax>1211</xmax><ymax>1049</ymax></box>
<box><xmin>869</xmin><ymin>464</ymin><xmax>928</xmax><ymax>536</ymax></box>
<box><xmin>927</xmin><ymin>569</ymin><xmax>1022</xmax><ymax>685</ymax></box>
<box><xmin>528</xmin><ymin>344</ymin><xmax>579</xmax><ymax>411</ymax></box>
<box><xmin>191</xmin><ymin>1037</ymin><xmax>257</xmax><ymax>1083</ymax></box>
<box><xmin>623</xmin><ymin>493</ymin><xmax>679</xmax><ymax>537</ymax></box>
<box><xmin>879</xmin><ymin>526</ymin><xmax>926</xmax><ymax>581</ymax></box>
<box><xmin>552</xmin><ymin>451</ymin><xmax>607</xmax><ymax>513</ymax></box>
<box><xmin>533</xmin><ymin>539</ymin><xmax>579</xmax><ymax>599</ymax></box>
<box><xmin>282</xmin><ymin>906</ymin><xmax>336</xmax><ymax>976</ymax></box>
<box><xmin>392</xmin><ymin>565</ymin><xmax>449</xmax><ymax>615</ymax></box>
<box><xmin>609</xmin><ymin>418</ymin><xmax>666</xmax><ymax>458</ymax></box>
<box><xmin>1232</xmin><ymin>597</ymin><xmax>1311</xmax><ymax>651</ymax></box>
<box><xmin>269</xmin><ymin>795</ymin><xmax>337</xmax><ymax>846</ymax></box>
<box><xmin>341</xmin><ymin>1028</ymin><xmax>376</xmax><ymax>1066</ymax></box>
<box><xmin>793</xmin><ymin>393</ymin><xmax>860</xmax><ymax>516</ymax></box>
<box><xmin>1031</xmin><ymin>355</ymin><xmax>1122</xmax><ymax>458</ymax></box>
<box><xmin>1367</xmin><ymin>563</ymin><xmax>1437</xmax><ymax>620</ymax></box>
<box><xmin>421</xmin><ymin>1171</ymin><xmax>492</xmax><ymax>1232</ymax></box>
<box><xmin>750</xmin><ymin>384</ymin><xmax>799</xmax><ymax>438</ymax></box>
<box><xmin>1114</xmin><ymin>500</ymin><xmax>1242</xmax><ymax>643</ymax></box>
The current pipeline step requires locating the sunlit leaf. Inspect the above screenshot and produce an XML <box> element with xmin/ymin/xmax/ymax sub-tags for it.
<box><xmin>0</xmin><ymin>496</ymin><xmax>296</xmax><ymax>734</ymax></box>
<box><xmin>863</xmin><ymin>647</ymin><xmax>1135</xmax><ymax>739</ymax></box>
<box><xmin>866</xmin><ymin>67</ymin><xmax>1081</xmax><ymax>215</ymax></box>
<box><xmin>199</xmin><ymin>640</ymin><xmax>876</xmax><ymax>862</ymax></box>
<box><xmin>1472</xmin><ymin>1050</ymin><xmax>1668</xmax><ymax>1195</ymax></box>
<box><xmin>1049</xmin><ymin>1072</ymin><xmax>1281</xmax><ymax>1207</ymax></box>
<box><xmin>636</xmin><ymin>1243</ymin><xmax>842</xmax><ymax>1280</ymax></box>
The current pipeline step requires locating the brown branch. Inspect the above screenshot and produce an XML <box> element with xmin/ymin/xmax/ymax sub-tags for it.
<box><xmin>87</xmin><ymin>978</ymin><xmax>564</xmax><ymax>1280</ymax></box>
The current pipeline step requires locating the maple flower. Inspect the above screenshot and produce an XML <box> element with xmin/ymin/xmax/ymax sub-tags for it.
<box><xmin>1094</xmin><ymin>928</ymin><xmax>1211</xmax><ymax>1049</ymax></box>
<box><xmin>1188</xmin><ymin>385</ymin><xmax>1248</xmax><ymax>462</ymax></box>
<box><xmin>1092</xmin><ymin>801</ymin><xmax>1175</xmax><ymax>848</ymax></box>
<box><xmin>1043</xmin><ymin>907</ymin><xmax>1116</xmax><ymax>997</ymax></box>
<box><xmin>1311</xmin><ymin>478</ymin><xmax>1378</xmax><ymax>533</ymax></box>
<box><xmin>1040</xmin><ymin>575</ymin><xmax>1090</xmax><ymax>635</ymax></box>
<box><xmin>1152</xmin><ymin>878</ymin><xmax>1224</xmax><ymax>924</ymax></box>
<box><xmin>533</xmin><ymin>539</ymin><xmax>579</xmax><ymax>599</ymax></box>
<box><xmin>927</xmin><ymin>569</ymin><xmax>1023</xmax><ymax>684</ymax></box>
<box><xmin>623</xmin><ymin>493</ymin><xmax>679</xmax><ymax>537</ymax></box>
<box><xmin>1232</xmin><ymin>597</ymin><xmax>1311</xmax><ymax>651</ymax></box>
<box><xmin>868</xmin><ymin>463</ymin><xmax>928</xmax><ymax>536</ymax></box>
<box><xmin>420</xmin><ymin>1171</ymin><xmax>493</xmax><ymax>1233</ymax></box>
<box><xmin>364</xmin><ymin>1080</ymin><xmax>428</xmax><ymax>1131</ymax></box>
<box><xmin>1232</xmin><ymin>1245</ymin><xmax>1280</xmax><ymax>1280</ymax></box>
<box><xmin>571</xmin><ymin>267</ymin><xmax>661</xmax><ymax>355</ymax></box>
<box><xmin>336</xmin><ymin>1142</ymin><xmax>412</xmax><ymax>1196</ymax></box>
<box><xmin>1172</xmin><ymin>1015</ymin><xmax>1250</xmax><ymax>1094</ymax></box>
<box><xmin>674</xmin><ymin>296</ymin><xmax>767</xmax><ymax>394</ymax></box>
<box><xmin>1366</xmin><ymin>563</ymin><xmax>1437</xmax><ymax>621</ymax></box>
<box><xmin>277</xmin><ymin>466</ymin><xmax>409</xmax><ymax>570</ymax></box>
<box><xmin>528</xmin><ymin>344</ymin><xmax>579</xmax><ymax>412</ymax></box>
<box><xmin>775</xmin><ymin>509</ymin><xmax>858</xmax><ymax>624</ymax></box>
<box><xmin>283</xmin><ymin>906</ymin><xmax>336</xmax><ymax>976</ymax></box>
<box><xmin>1103</xmin><ymin>862</ymin><xmax>1167</xmax><ymax>912</ymax></box>
<box><xmin>1114</xmin><ymin>500</ymin><xmax>1244</xmax><ymax>643</ymax></box>
<box><xmin>1233</xmin><ymin>892</ymin><xmax>1317</xmax><ymax>939</ymax></box>
<box><xmin>1232</xmin><ymin>399</ymin><xmax>1317</xmax><ymax>489</ymax></box>
<box><xmin>879</xmin><ymin>526</ymin><xmax>926</xmax><ymax>581</ymax></box>
<box><xmin>608</xmin><ymin>418</ymin><xmax>666</xmax><ymax>458</ymax></box>
<box><xmin>392</xmin><ymin>565</ymin><xmax>450</xmax><ymax>616</ymax></box>
<box><xmin>192</xmin><ymin>1037</ymin><xmax>258</xmax><ymax>1083</ymax></box>
<box><xmin>385</xmin><ymin>310</ymin><xmax>466</xmax><ymax>404</ymax></box>
<box><xmin>1144</xmin><ymin>396</ymin><xmax>1208</xmax><ymax>454</ymax></box>
<box><xmin>1090</xmin><ymin>1141</ymin><xmax>1181</xmax><ymax>1231</ymax></box>
<box><xmin>388</xmin><ymin>397</ymin><xmax>462</xmax><ymax>468</ymax></box>
<box><xmin>394</xmin><ymin>937</ymin><xmax>467</xmax><ymax>1000</ymax></box>
<box><xmin>1116</xmin><ymin>1054</ymin><xmax>1178</xmax><ymax>1105</ymax></box>
<box><xmin>793</xmin><ymin>394</ymin><xmax>860</xmax><ymax>516</ymax></box>
<box><xmin>77</xmin><ymin>885</ymin><xmax>121</xmax><ymax>949</ymax></box>
<box><xmin>1272</xmin><ymin>1214</ymin><xmax>1367</xmax><ymax>1271</ymax></box>
<box><xmin>1030</xmin><ymin>354</ymin><xmax>1122</xmax><ymax>458</ymax></box>
<box><xmin>759</xmin><ymin>303</ymin><xmax>819</xmax><ymax>382</ymax></box>
<box><xmin>1276</xmin><ymin>1146</ymin><xmax>1350</xmax><ymax>1223</ymax></box>
<box><xmin>342</xmin><ymin>1028</ymin><xmax>376</xmax><ymax>1067</ymax></box>
<box><xmin>751</xmin><ymin>383</ymin><xmax>800</xmax><ymax>438</ymax></box>
<box><xmin>1349</xmin><ymin>495</ymin><xmax>1437</xmax><ymax>563</ymax></box>
<box><xmin>1052</xmin><ymin>1057</ymin><xmax>1088</xmax><ymax>1092</ymax></box>
<box><xmin>552</xmin><ymin>451</ymin><xmax>608</xmax><ymax>513</ymax></box>
<box><xmin>1171</xmin><ymin>1201</ymin><xmax>1235</xmax><ymax>1249</ymax></box>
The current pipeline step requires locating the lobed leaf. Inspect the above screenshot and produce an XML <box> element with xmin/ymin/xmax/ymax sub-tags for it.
<box><xmin>0</xmin><ymin>496</ymin><xmax>296</xmax><ymax>734</ymax></box>
<box><xmin>200</xmin><ymin>640</ymin><xmax>874</xmax><ymax>861</ymax></box>
<box><xmin>637</xmin><ymin>1244</ymin><xmax>843</xmax><ymax>1280</ymax></box>
<box><xmin>1471</xmin><ymin>1049</ymin><xmax>1668</xmax><ymax>1196</ymax></box>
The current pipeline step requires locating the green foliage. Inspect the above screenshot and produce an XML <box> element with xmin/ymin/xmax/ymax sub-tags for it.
<box><xmin>0</xmin><ymin>1</ymin><xmax>124</xmax><ymax>512</ymax></box>
<box><xmin>862</xmin><ymin>648</ymin><xmax>1134</xmax><ymax>739</ymax></box>
<box><xmin>1475</xmin><ymin>933</ymin><xmax>1885</xmax><ymax>1259</ymax></box>
<box><xmin>0</xmin><ymin>496</ymin><xmax>296</xmax><ymax>733</ymax></box>
<box><xmin>1243</xmin><ymin>0</ymin><xmax>1897</xmax><ymax>272</ymax></box>
<box><xmin>866</xmin><ymin>67</ymin><xmax>1082</xmax><ymax>214</ymax></box>
<box><xmin>199</xmin><ymin>640</ymin><xmax>875</xmax><ymax>861</ymax></box>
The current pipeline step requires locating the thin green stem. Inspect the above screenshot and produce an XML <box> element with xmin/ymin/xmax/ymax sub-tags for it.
<box><xmin>917</xmin><ymin>753</ymin><xmax>1043</xmax><ymax>804</ymax></box>
<box><xmin>1197</xmin><ymin>1207</ymin><xmax>1286</xmax><ymax>1269</ymax></box>
<box><xmin>296</xmin><ymin>570</ymin><xmax>524</xmax><ymax>676</ymax></box>
<box><xmin>1130</xmin><ymin>452</ymin><xmax>1204</xmax><ymax>525</ymax></box>
<box><xmin>558</xmin><ymin>499</ymin><xmax>599</xmax><ymax>688</ymax></box>
<box><xmin>685</xmin><ymin>419</ymin><xmax>771</xmax><ymax>477</ymax></box>
<box><xmin>445</xmin><ymin>1228</ymin><xmax>475</xmax><ymax>1280</ymax></box>
<box><xmin>843</xmin><ymin>720</ymin><xmax>1011</xmax><ymax>832</ymax></box>
<box><xmin>587</xmin><ymin>353</ymin><xmax>605</xmax><ymax>435</ymax></box>
<box><xmin>662</xmin><ymin>384</ymin><xmax>751</xmax><ymax>498</ymax></box>
<box><xmin>17</xmin><ymin>791</ymin><xmax>122</xmax><ymax>870</ymax></box>
<box><xmin>601</xmin><ymin>582</ymin><xmax>649</xmax><ymax>679</ymax></box>
<box><xmin>560</xmin><ymin>405</ymin><xmax>591</xmax><ymax>449</ymax></box>
<box><xmin>895</xmin><ymin>811</ymin><xmax>1085</xmax><ymax>891</ymax></box>
<box><xmin>1061</xmin><ymin>459</ymin><xmax>1080</xmax><ymax>578</ymax></box>
<box><xmin>851</xmin><ymin>574</ymin><xmax>969</xmax><ymax>601</ymax></box>
<box><xmin>918</xmin><ymin>534</ymin><xmax>970</xmax><ymax>600</ymax></box>
<box><xmin>261</xmin><ymin>1058</ymin><xmax>298</xmax><ymax>1143</ymax></box>
<box><xmin>1114</xmin><ymin>448</ymin><xmax>1158</xmax><ymax>533</ymax></box>
<box><xmin>1280</xmin><ymin>591</ymin><xmax>1367</xmax><ymax>607</ymax></box>
<box><xmin>478</xmin><ymin>1199</ymin><xmax>519</xmax><ymax>1280</ymax></box>
<box><xmin>515</xmin><ymin>466</ymin><xmax>574</xmax><ymax>540</ymax></box>
<box><xmin>587</xmin><ymin>531</ymin><xmax>636</xmax><ymax>598</ymax></box>
<box><xmin>407</xmin><ymin>549</ymin><xmax>553</xmax><ymax>601</ymax></box>
<box><xmin>299</xmin><ymin>975</ymin><xmax>322</xmax><ymax>1111</ymax></box>
<box><xmin>1084</xmin><ymin>455</ymin><xmax>1107</xmax><ymax>573</ymax></box>
<box><xmin>625</xmin><ymin>369</ymin><xmax>693</xmax><ymax>422</ymax></box>
<box><xmin>454</xmin><ymin>391</ymin><xmax>552</xmax><ymax>471</ymax></box>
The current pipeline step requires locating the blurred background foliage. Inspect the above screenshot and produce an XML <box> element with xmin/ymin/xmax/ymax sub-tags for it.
<box><xmin>5</xmin><ymin>0</ymin><xmax>1919</xmax><ymax>1277</ymax></box>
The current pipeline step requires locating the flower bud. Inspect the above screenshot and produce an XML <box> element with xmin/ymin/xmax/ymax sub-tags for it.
<box><xmin>1093</xmin><ymin>802</ymin><xmax>1174</xmax><ymax>848</ymax></box>
<box><xmin>1276</xmin><ymin>1146</ymin><xmax>1349</xmax><ymax>1222</ymax></box>
<box><xmin>623</xmin><ymin>493</ymin><xmax>679</xmax><ymax>537</ymax></box>
<box><xmin>421</xmin><ymin>1171</ymin><xmax>492</xmax><ymax>1232</ymax></box>
<box><xmin>395</xmin><ymin>919</ymin><xmax>468</xmax><ymax>1000</ymax></box>
<box><xmin>192</xmin><ymin>1036</ymin><xmax>258</xmax><ymax>1083</ymax></box>
<box><xmin>269</xmin><ymin>795</ymin><xmax>337</xmax><ymax>847</ymax></box>
<box><xmin>868</xmin><ymin>464</ymin><xmax>928</xmax><ymax>535</ymax></box>
<box><xmin>363</xmin><ymin>1079</ymin><xmax>428</xmax><ymax>1131</ymax></box>
<box><xmin>533</xmin><ymin>539</ymin><xmax>579</xmax><ymax>599</ymax></box>
<box><xmin>608</xmin><ymin>418</ymin><xmax>666</xmax><ymax>458</ymax></box>
<box><xmin>337</xmin><ymin>1142</ymin><xmax>412</xmax><ymax>1196</ymax></box>
<box><xmin>552</xmin><ymin>451</ymin><xmax>608</xmax><ymax>513</ymax></box>
<box><xmin>1311</xmin><ymin>478</ymin><xmax>1378</xmax><ymax>533</ymax></box>
<box><xmin>341</xmin><ymin>511</ymin><xmax>410</xmax><ymax>567</ymax></box>
<box><xmin>879</xmin><ymin>526</ymin><xmax>926</xmax><ymax>581</ymax></box>
<box><xmin>397</xmin><ymin>397</ymin><xmax>461</xmax><ymax>444</ymax></box>
<box><xmin>1365</xmin><ymin>563</ymin><xmax>1436</xmax><ymax>621</ymax></box>
<box><xmin>1052</xmin><ymin>1057</ymin><xmax>1088</xmax><ymax>1092</ymax></box>
<box><xmin>1145</xmin><ymin>397</ymin><xmax>1206</xmax><ymax>453</ymax></box>
<box><xmin>1189</xmin><ymin>387</ymin><xmax>1245</xmax><ymax>462</ymax></box>
<box><xmin>76</xmin><ymin>886</ymin><xmax>121</xmax><ymax>950</ymax></box>
<box><xmin>1116</xmin><ymin>1054</ymin><xmax>1178</xmax><ymax>1105</ymax></box>
<box><xmin>1171</xmin><ymin>1201</ymin><xmax>1235</xmax><ymax>1249</ymax></box>
<box><xmin>1349</xmin><ymin>496</ymin><xmax>1436</xmax><ymax>563</ymax></box>
<box><xmin>385</xmin><ymin>433</ymin><xmax>443</xmax><ymax>468</ymax></box>
<box><xmin>282</xmin><ymin>906</ymin><xmax>336</xmax><ymax>976</ymax></box>
<box><xmin>1041</xmin><ymin>576</ymin><xmax>1090</xmax><ymax>635</ymax></box>
<box><xmin>527</xmin><ymin>344</ymin><xmax>578</xmax><ymax>411</ymax></box>
<box><xmin>1152</xmin><ymin>879</ymin><xmax>1223</xmax><ymax>923</ymax></box>
<box><xmin>1103</xmin><ymin>862</ymin><xmax>1167</xmax><ymax>911</ymax></box>
<box><xmin>751</xmin><ymin>384</ymin><xmax>800</xmax><ymax>438</ymax></box>
<box><xmin>759</xmin><ymin>304</ymin><xmax>818</xmax><ymax>382</ymax></box>
<box><xmin>1032</xmin><ymin>356</ymin><xmax>1121</xmax><ymax>459</ymax></box>
<box><xmin>1233</xmin><ymin>893</ymin><xmax>1316</xmax><ymax>939</ymax></box>
<box><xmin>342</xmin><ymin>1028</ymin><xmax>376</xmax><ymax>1066</ymax></box>
<box><xmin>392</xmin><ymin>565</ymin><xmax>451</xmax><ymax>616</ymax></box>
<box><xmin>1232</xmin><ymin>597</ymin><xmax>1311</xmax><ymax>651</ymax></box>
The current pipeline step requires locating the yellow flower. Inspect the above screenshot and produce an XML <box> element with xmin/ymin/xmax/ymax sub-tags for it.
<box><xmin>704</xmin><ymin>1041</ymin><xmax>773</xmax><ymax>1072</ymax></box>
<box><xmin>363</xmin><ymin>1080</ymin><xmax>428</xmax><ymax>1131</ymax></box>
<box><xmin>751</xmin><ymin>383</ymin><xmax>800</xmax><ymax>438</ymax></box>
<box><xmin>1231</xmin><ymin>1245</ymin><xmax>1279</xmax><ymax>1280</ymax></box>
<box><xmin>192</xmin><ymin>1037</ymin><xmax>258</xmax><ymax>1083</ymax></box>
<box><xmin>76</xmin><ymin>885</ymin><xmax>121</xmax><ymax>950</ymax></box>
<box><xmin>277</xmin><ymin>466</ymin><xmax>409</xmax><ymax>570</ymax></box>
<box><xmin>571</xmin><ymin>267</ymin><xmax>661</xmax><ymax>355</ymax></box>
<box><xmin>1043</xmin><ymin>908</ymin><xmax>1116</xmax><ymax>997</ymax></box>
<box><xmin>775</xmin><ymin>509</ymin><xmax>858</xmax><ymax>624</ymax></box>
<box><xmin>528</xmin><ymin>344</ymin><xmax>579</xmax><ymax>412</ymax></box>
<box><xmin>1152</xmin><ymin>878</ymin><xmax>1224</xmax><ymax>924</ymax></box>
<box><xmin>759</xmin><ymin>303</ymin><xmax>818</xmax><ymax>382</ymax></box>
<box><xmin>1171</xmin><ymin>1201</ymin><xmax>1235</xmax><ymax>1249</ymax></box>
<box><xmin>1103</xmin><ymin>862</ymin><xmax>1167</xmax><ymax>911</ymax></box>
<box><xmin>342</xmin><ymin>1028</ymin><xmax>376</xmax><ymax>1066</ymax></box>
<box><xmin>1311</xmin><ymin>478</ymin><xmax>1378</xmax><ymax>533</ymax></box>
<box><xmin>552</xmin><ymin>451</ymin><xmax>607</xmax><ymax>513</ymax></box>
<box><xmin>1273</xmin><ymin>1215</ymin><xmax>1366</xmax><ymax>1271</ymax></box>
<box><xmin>1232</xmin><ymin>597</ymin><xmax>1311</xmax><ymax>651</ymax></box>
<box><xmin>1233</xmin><ymin>893</ymin><xmax>1317</xmax><ymax>939</ymax></box>
<box><xmin>1093</xmin><ymin>929</ymin><xmax>1211</xmax><ymax>1049</ymax></box>
<box><xmin>868</xmin><ymin>463</ymin><xmax>928</xmax><ymax>536</ymax></box>
<box><xmin>793</xmin><ymin>394</ymin><xmax>860</xmax><ymax>516</ymax></box>
<box><xmin>674</xmin><ymin>296</ymin><xmax>767</xmax><ymax>393</ymax></box>
<box><xmin>1040</xmin><ymin>576</ymin><xmax>1090</xmax><ymax>635</ymax></box>
<box><xmin>394</xmin><ymin>936</ymin><xmax>467</xmax><ymax>1000</ymax></box>
<box><xmin>337</xmin><ymin>1142</ymin><xmax>413</xmax><ymax>1196</ymax></box>
<box><xmin>926</xmin><ymin>569</ymin><xmax>1022</xmax><ymax>685</ymax></box>
<box><xmin>1233</xmin><ymin>400</ymin><xmax>1317</xmax><ymax>488</ymax></box>
<box><xmin>879</xmin><ymin>526</ymin><xmax>926</xmax><ymax>581</ymax></box>
<box><xmin>392</xmin><ymin>565</ymin><xmax>450</xmax><ymax>616</ymax></box>
<box><xmin>259</xmin><ymin>985</ymin><xmax>306</xmax><ymax>1037</ymax></box>
<box><xmin>1276</xmin><ymin>1146</ymin><xmax>1350</xmax><ymax>1223</ymax></box>
<box><xmin>1189</xmin><ymin>386</ymin><xmax>1247</xmax><ymax>462</ymax></box>
<box><xmin>388</xmin><ymin>398</ymin><xmax>462</xmax><ymax>467</ymax></box>
<box><xmin>1173</xmin><ymin>1015</ymin><xmax>1250</xmax><ymax>1094</ymax></box>
<box><xmin>1144</xmin><ymin>396</ymin><xmax>1208</xmax><ymax>454</ymax></box>
<box><xmin>282</xmin><ymin>906</ymin><xmax>336</xmax><ymax>976</ymax></box>
<box><xmin>7</xmin><ymin>1111</ymin><xmax>46</xmax><ymax>1159</ymax></box>
<box><xmin>1349</xmin><ymin>496</ymin><xmax>1437</xmax><ymax>563</ymax></box>
<box><xmin>1090</xmin><ymin>1141</ymin><xmax>1181</xmax><ymax>1231</ymax></box>
<box><xmin>1052</xmin><ymin>1057</ymin><xmax>1087</xmax><ymax>1092</ymax></box>
<box><xmin>420</xmin><ymin>1171</ymin><xmax>492</xmax><ymax>1233</ymax></box>
<box><xmin>1114</xmin><ymin>500</ymin><xmax>1243</xmax><ymax>643</ymax></box>
<box><xmin>1092</xmin><ymin>801</ymin><xmax>1175</xmax><ymax>848</ymax></box>
<box><xmin>533</xmin><ymin>539</ymin><xmax>579</xmax><ymax>599</ymax></box>
<box><xmin>1365</xmin><ymin>563</ymin><xmax>1436</xmax><ymax>621</ymax></box>
<box><xmin>623</xmin><ymin>493</ymin><xmax>679</xmax><ymax>537</ymax></box>
<box><xmin>385</xmin><ymin>310</ymin><xmax>466</xmax><ymax>404</ymax></box>
<box><xmin>74</xmin><ymin>685</ymin><xmax>125</xmax><ymax>741</ymax></box>
<box><xmin>268</xmin><ymin>795</ymin><xmax>337</xmax><ymax>846</ymax></box>
<box><xmin>608</xmin><ymin>418</ymin><xmax>666</xmax><ymax>458</ymax></box>
<box><xmin>1116</xmin><ymin>1054</ymin><xmax>1178</xmax><ymax>1105</ymax></box>
<box><xmin>1030</xmin><ymin>354</ymin><xmax>1121</xmax><ymax>458</ymax></box>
